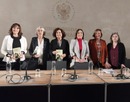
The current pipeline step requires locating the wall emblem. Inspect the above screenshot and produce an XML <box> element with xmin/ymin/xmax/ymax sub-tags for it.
<box><xmin>53</xmin><ymin>0</ymin><xmax>75</xmax><ymax>23</ymax></box>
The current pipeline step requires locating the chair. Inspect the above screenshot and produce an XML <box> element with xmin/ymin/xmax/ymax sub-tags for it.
<box><xmin>0</xmin><ymin>58</ymin><xmax>6</xmax><ymax>70</ymax></box>
<box><xmin>125</xmin><ymin>58</ymin><xmax>130</xmax><ymax>68</ymax></box>
<box><xmin>47</xmin><ymin>61</ymin><xmax>67</xmax><ymax>70</ymax></box>
<box><xmin>74</xmin><ymin>62</ymin><xmax>89</xmax><ymax>70</ymax></box>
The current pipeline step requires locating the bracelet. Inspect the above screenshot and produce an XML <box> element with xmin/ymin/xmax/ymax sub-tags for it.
<box><xmin>21</xmin><ymin>51</ymin><xmax>25</xmax><ymax>54</ymax></box>
<box><xmin>6</xmin><ymin>54</ymin><xmax>11</xmax><ymax>57</ymax></box>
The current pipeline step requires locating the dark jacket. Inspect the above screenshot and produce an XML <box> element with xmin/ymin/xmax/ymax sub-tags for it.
<box><xmin>29</xmin><ymin>37</ymin><xmax>50</xmax><ymax>70</ymax></box>
<box><xmin>107</xmin><ymin>42</ymin><xmax>126</xmax><ymax>68</ymax></box>
<box><xmin>50</xmin><ymin>39</ymin><xmax>70</xmax><ymax>68</ymax></box>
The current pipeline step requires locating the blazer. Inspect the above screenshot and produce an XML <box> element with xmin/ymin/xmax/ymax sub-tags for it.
<box><xmin>70</xmin><ymin>39</ymin><xmax>89</xmax><ymax>67</ymax></box>
<box><xmin>29</xmin><ymin>37</ymin><xmax>50</xmax><ymax>69</ymax></box>
<box><xmin>89</xmin><ymin>39</ymin><xmax>108</xmax><ymax>67</ymax></box>
<box><xmin>107</xmin><ymin>42</ymin><xmax>126</xmax><ymax>68</ymax></box>
<box><xmin>1</xmin><ymin>35</ymin><xmax>27</xmax><ymax>62</ymax></box>
<box><xmin>50</xmin><ymin>38</ymin><xmax>70</xmax><ymax>69</ymax></box>
<box><xmin>50</xmin><ymin>39</ymin><xmax>70</xmax><ymax>61</ymax></box>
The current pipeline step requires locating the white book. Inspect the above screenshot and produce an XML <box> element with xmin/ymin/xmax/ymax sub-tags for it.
<box><xmin>56</xmin><ymin>49</ymin><xmax>63</xmax><ymax>60</ymax></box>
<box><xmin>33</xmin><ymin>46</ymin><xmax>39</xmax><ymax>54</ymax></box>
<box><xmin>13</xmin><ymin>47</ymin><xmax>21</xmax><ymax>54</ymax></box>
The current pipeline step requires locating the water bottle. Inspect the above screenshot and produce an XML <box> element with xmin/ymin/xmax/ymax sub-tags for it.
<box><xmin>51</xmin><ymin>61</ymin><xmax>56</xmax><ymax>75</ymax></box>
<box><xmin>6</xmin><ymin>61</ymin><xmax>12</xmax><ymax>74</ymax></box>
<box><xmin>88</xmin><ymin>61</ymin><xmax>93</xmax><ymax>74</ymax></box>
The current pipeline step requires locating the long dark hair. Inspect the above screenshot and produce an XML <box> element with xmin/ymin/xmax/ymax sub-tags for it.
<box><xmin>74</xmin><ymin>29</ymin><xmax>84</xmax><ymax>39</ymax></box>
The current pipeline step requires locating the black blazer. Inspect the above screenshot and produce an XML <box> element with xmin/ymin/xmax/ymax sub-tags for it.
<box><xmin>107</xmin><ymin>42</ymin><xmax>126</xmax><ymax>68</ymax></box>
<box><xmin>50</xmin><ymin>39</ymin><xmax>70</xmax><ymax>68</ymax></box>
<box><xmin>29</xmin><ymin>37</ymin><xmax>50</xmax><ymax>69</ymax></box>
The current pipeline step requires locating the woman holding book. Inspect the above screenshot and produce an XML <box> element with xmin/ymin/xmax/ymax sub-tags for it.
<box><xmin>50</xmin><ymin>28</ymin><xmax>70</xmax><ymax>69</ymax></box>
<box><xmin>29</xmin><ymin>26</ymin><xmax>50</xmax><ymax>70</ymax></box>
<box><xmin>1</xmin><ymin>23</ymin><xmax>27</xmax><ymax>70</ymax></box>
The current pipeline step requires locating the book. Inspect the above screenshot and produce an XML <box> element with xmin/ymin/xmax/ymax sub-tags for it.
<box><xmin>13</xmin><ymin>47</ymin><xmax>21</xmax><ymax>54</ymax></box>
<box><xmin>56</xmin><ymin>49</ymin><xmax>63</xmax><ymax>60</ymax></box>
<box><xmin>12</xmin><ymin>47</ymin><xmax>21</xmax><ymax>60</ymax></box>
<box><xmin>33</xmin><ymin>46</ymin><xmax>40</xmax><ymax>55</ymax></box>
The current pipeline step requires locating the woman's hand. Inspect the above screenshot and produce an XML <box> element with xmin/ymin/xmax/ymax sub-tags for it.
<box><xmin>60</xmin><ymin>54</ymin><xmax>66</xmax><ymax>59</ymax></box>
<box><xmin>121</xmin><ymin>64</ymin><xmax>126</xmax><ymax>68</ymax></box>
<box><xmin>85</xmin><ymin>54</ymin><xmax>89</xmax><ymax>60</ymax></box>
<box><xmin>33</xmin><ymin>54</ymin><xmax>40</xmax><ymax>58</ymax></box>
<box><xmin>19</xmin><ymin>53</ymin><xmax>24</xmax><ymax>58</ymax></box>
<box><xmin>79</xmin><ymin>59</ymin><xmax>86</xmax><ymax>62</ymax></box>
<box><xmin>105</xmin><ymin>62</ymin><xmax>111</xmax><ymax>68</ymax></box>
<box><xmin>10</xmin><ymin>54</ymin><xmax>15</xmax><ymax>60</ymax></box>
<box><xmin>52</xmin><ymin>50</ymin><xmax>57</xmax><ymax>55</ymax></box>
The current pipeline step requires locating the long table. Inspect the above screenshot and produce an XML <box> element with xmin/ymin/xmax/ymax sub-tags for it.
<box><xmin>95</xmin><ymin>70</ymin><xmax>130</xmax><ymax>102</ymax></box>
<box><xmin>50</xmin><ymin>70</ymin><xmax>105</xmax><ymax>102</ymax></box>
<box><xmin>0</xmin><ymin>70</ymin><xmax>51</xmax><ymax>102</ymax></box>
<box><xmin>0</xmin><ymin>69</ymin><xmax>130</xmax><ymax>102</ymax></box>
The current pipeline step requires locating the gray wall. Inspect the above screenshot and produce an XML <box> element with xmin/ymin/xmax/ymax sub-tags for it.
<box><xmin>0</xmin><ymin>0</ymin><xmax>130</xmax><ymax>58</ymax></box>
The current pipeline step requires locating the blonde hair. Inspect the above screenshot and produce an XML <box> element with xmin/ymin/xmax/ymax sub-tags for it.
<box><xmin>36</xmin><ymin>26</ymin><xmax>46</xmax><ymax>36</ymax></box>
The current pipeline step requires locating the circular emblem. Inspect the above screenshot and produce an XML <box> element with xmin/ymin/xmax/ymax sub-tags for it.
<box><xmin>52</xmin><ymin>0</ymin><xmax>75</xmax><ymax>23</ymax></box>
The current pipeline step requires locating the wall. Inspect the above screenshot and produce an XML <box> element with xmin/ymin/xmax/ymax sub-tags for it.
<box><xmin>0</xmin><ymin>0</ymin><xmax>130</xmax><ymax>58</ymax></box>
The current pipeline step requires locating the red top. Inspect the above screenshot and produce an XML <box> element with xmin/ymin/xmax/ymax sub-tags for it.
<box><xmin>77</xmin><ymin>39</ymin><xmax>82</xmax><ymax>58</ymax></box>
<box><xmin>110</xmin><ymin>45</ymin><xmax>118</xmax><ymax>67</ymax></box>
<box><xmin>77</xmin><ymin>39</ymin><xmax>82</xmax><ymax>51</ymax></box>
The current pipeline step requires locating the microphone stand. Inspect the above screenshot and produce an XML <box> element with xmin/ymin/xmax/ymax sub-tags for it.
<box><xmin>115</xmin><ymin>67</ymin><xmax>129</xmax><ymax>79</ymax></box>
<box><xmin>70</xmin><ymin>67</ymin><xmax>78</xmax><ymax>79</ymax></box>
<box><xmin>62</xmin><ymin>56</ymin><xmax>78</xmax><ymax>81</ymax></box>
<box><xmin>69</xmin><ymin>58</ymin><xmax>78</xmax><ymax>80</ymax></box>
<box><xmin>23</xmin><ymin>60</ymin><xmax>32</xmax><ymax>81</ymax></box>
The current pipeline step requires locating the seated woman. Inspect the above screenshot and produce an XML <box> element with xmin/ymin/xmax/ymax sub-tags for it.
<box><xmin>50</xmin><ymin>28</ymin><xmax>70</xmax><ymax>69</ymax></box>
<box><xmin>29</xmin><ymin>26</ymin><xmax>50</xmax><ymax>70</ymax></box>
<box><xmin>107</xmin><ymin>32</ymin><xmax>126</xmax><ymax>69</ymax></box>
<box><xmin>70</xmin><ymin>29</ymin><xmax>90</xmax><ymax>68</ymax></box>
<box><xmin>1</xmin><ymin>23</ymin><xmax>27</xmax><ymax>70</ymax></box>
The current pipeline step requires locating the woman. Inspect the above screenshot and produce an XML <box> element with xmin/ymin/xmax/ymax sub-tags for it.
<box><xmin>1</xmin><ymin>23</ymin><xmax>27</xmax><ymax>70</ymax></box>
<box><xmin>50</xmin><ymin>28</ymin><xmax>70</xmax><ymax>69</ymax></box>
<box><xmin>89</xmin><ymin>29</ymin><xmax>110</xmax><ymax>68</ymax></box>
<box><xmin>70</xmin><ymin>29</ymin><xmax>90</xmax><ymax>68</ymax></box>
<box><xmin>29</xmin><ymin>26</ymin><xmax>50</xmax><ymax>70</ymax></box>
<box><xmin>107</xmin><ymin>32</ymin><xmax>126</xmax><ymax>69</ymax></box>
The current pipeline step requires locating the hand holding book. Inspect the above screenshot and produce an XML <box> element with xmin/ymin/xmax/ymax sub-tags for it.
<box><xmin>56</xmin><ymin>49</ymin><xmax>63</xmax><ymax>61</ymax></box>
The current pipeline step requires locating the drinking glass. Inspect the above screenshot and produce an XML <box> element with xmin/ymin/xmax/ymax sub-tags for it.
<box><xmin>35</xmin><ymin>69</ymin><xmax>41</xmax><ymax>77</ymax></box>
<box><xmin>98</xmin><ymin>68</ymin><xmax>103</xmax><ymax>75</ymax></box>
<box><xmin>88</xmin><ymin>61</ymin><xmax>93</xmax><ymax>74</ymax></box>
<box><xmin>61</xmin><ymin>68</ymin><xmax>66</xmax><ymax>77</ymax></box>
<box><xmin>6</xmin><ymin>61</ymin><xmax>12</xmax><ymax>75</ymax></box>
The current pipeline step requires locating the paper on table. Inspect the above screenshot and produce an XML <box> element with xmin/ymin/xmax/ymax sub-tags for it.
<box><xmin>102</xmin><ymin>68</ymin><xmax>114</xmax><ymax>74</ymax></box>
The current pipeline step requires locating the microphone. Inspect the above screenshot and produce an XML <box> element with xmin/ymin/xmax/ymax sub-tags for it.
<box><xmin>62</xmin><ymin>56</ymin><xmax>78</xmax><ymax>81</ymax></box>
<box><xmin>21</xmin><ymin>60</ymin><xmax>32</xmax><ymax>80</ymax></box>
<box><xmin>69</xmin><ymin>59</ymin><xmax>78</xmax><ymax>80</ymax></box>
<box><xmin>69</xmin><ymin>67</ymin><xmax>78</xmax><ymax>80</ymax></box>
<box><xmin>115</xmin><ymin>67</ymin><xmax>129</xmax><ymax>79</ymax></box>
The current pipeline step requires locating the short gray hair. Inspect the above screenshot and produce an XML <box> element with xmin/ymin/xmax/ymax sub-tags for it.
<box><xmin>36</xmin><ymin>26</ymin><xmax>46</xmax><ymax>35</ymax></box>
